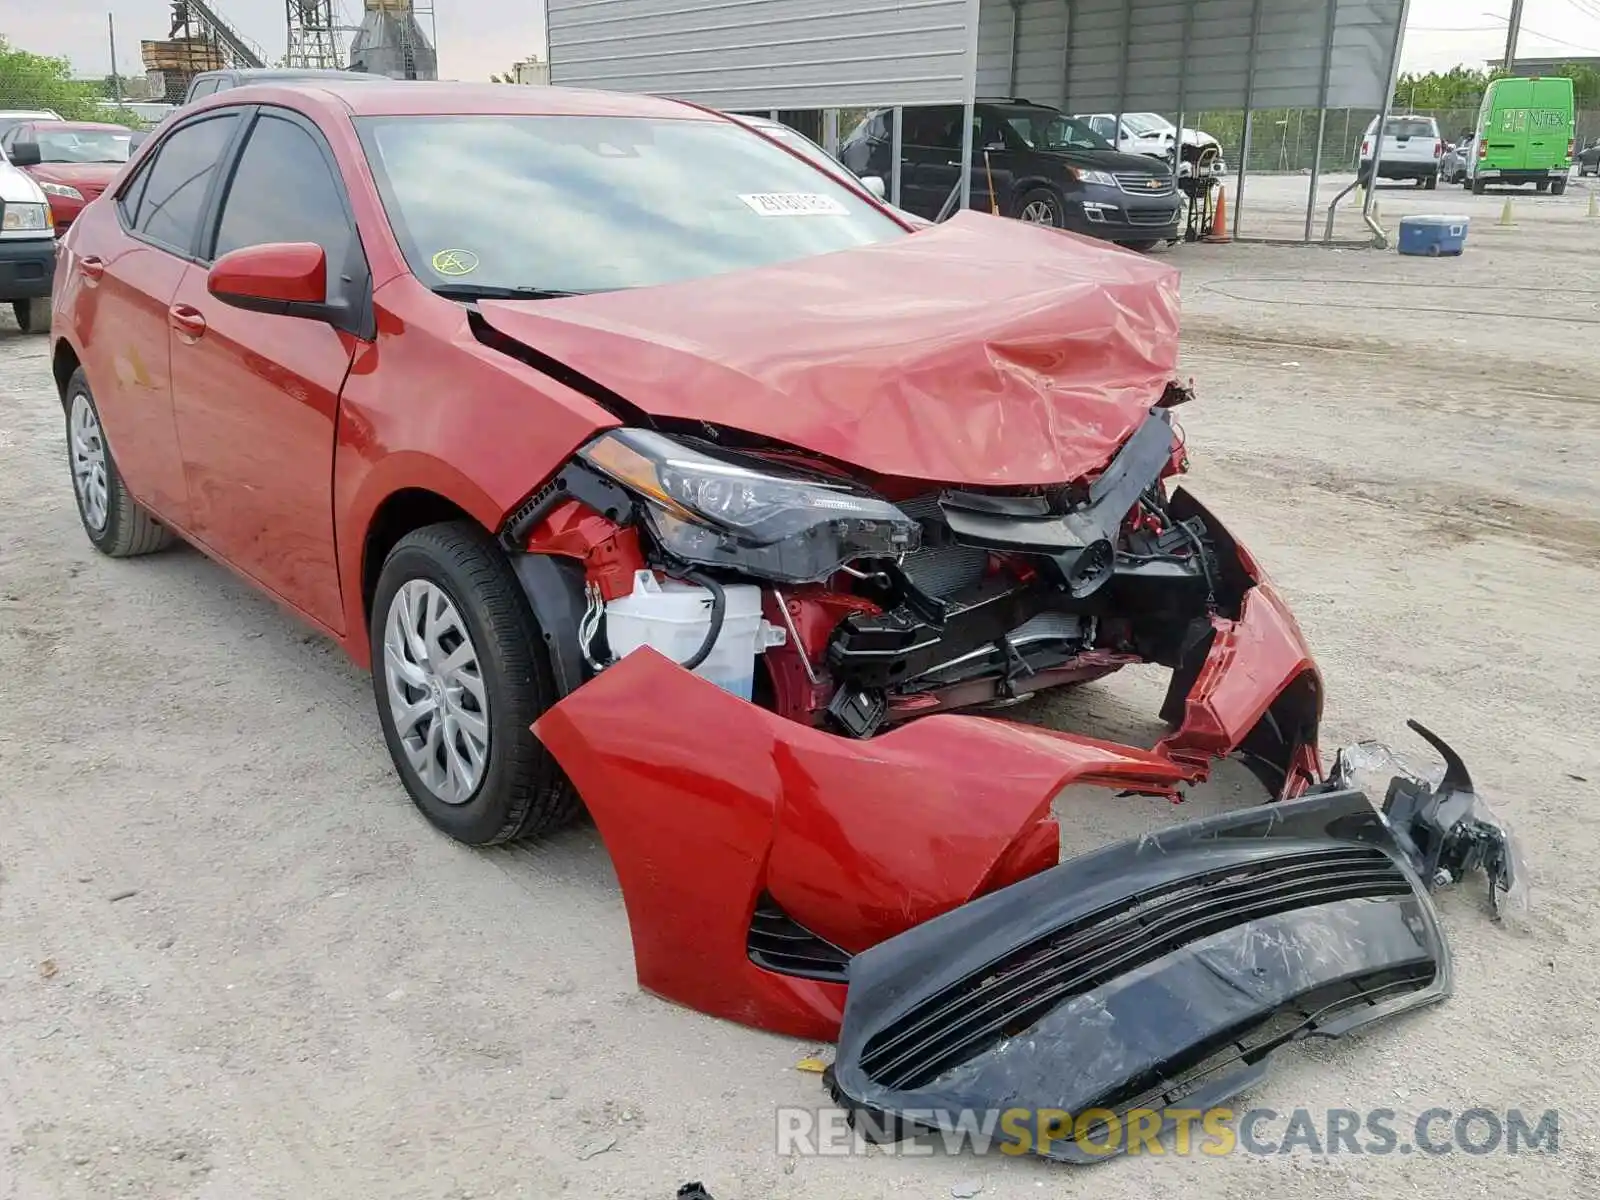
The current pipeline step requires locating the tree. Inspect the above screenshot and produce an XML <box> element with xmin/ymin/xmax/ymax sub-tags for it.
<box><xmin>0</xmin><ymin>36</ymin><xmax>104</xmax><ymax>118</ymax></box>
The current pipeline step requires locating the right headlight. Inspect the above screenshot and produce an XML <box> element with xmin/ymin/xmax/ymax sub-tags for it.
<box><xmin>577</xmin><ymin>428</ymin><xmax>921</xmax><ymax>584</ymax></box>
<box><xmin>1</xmin><ymin>202</ymin><xmax>50</xmax><ymax>232</ymax></box>
<box><xmin>1070</xmin><ymin>166</ymin><xmax>1119</xmax><ymax>187</ymax></box>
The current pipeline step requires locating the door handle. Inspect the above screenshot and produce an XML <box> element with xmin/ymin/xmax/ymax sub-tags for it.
<box><xmin>168</xmin><ymin>303</ymin><xmax>207</xmax><ymax>342</ymax></box>
<box><xmin>78</xmin><ymin>255</ymin><xmax>105</xmax><ymax>283</ymax></box>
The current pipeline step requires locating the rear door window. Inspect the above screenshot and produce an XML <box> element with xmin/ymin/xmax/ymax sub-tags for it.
<box><xmin>1385</xmin><ymin>118</ymin><xmax>1435</xmax><ymax>139</ymax></box>
<box><xmin>132</xmin><ymin>113</ymin><xmax>240</xmax><ymax>253</ymax></box>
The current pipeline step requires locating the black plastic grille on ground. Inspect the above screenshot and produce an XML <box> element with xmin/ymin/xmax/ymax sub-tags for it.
<box><xmin>747</xmin><ymin>894</ymin><xmax>851</xmax><ymax>983</ymax></box>
<box><xmin>859</xmin><ymin>846</ymin><xmax>1415</xmax><ymax>1091</ymax></box>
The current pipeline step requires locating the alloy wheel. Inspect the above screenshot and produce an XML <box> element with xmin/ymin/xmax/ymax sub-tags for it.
<box><xmin>383</xmin><ymin>579</ymin><xmax>490</xmax><ymax>805</ymax></box>
<box><xmin>69</xmin><ymin>392</ymin><xmax>110</xmax><ymax>533</ymax></box>
<box><xmin>1020</xmin><ymin>198</ymin><xmax>1058</xmax><ymax>225</ymax></box>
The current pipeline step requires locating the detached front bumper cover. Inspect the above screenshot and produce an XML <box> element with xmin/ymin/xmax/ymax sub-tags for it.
<box><xmin>827</xmin><ymin>787</ymin><xmax>1454</xmax><ymax>1164</ymax></box>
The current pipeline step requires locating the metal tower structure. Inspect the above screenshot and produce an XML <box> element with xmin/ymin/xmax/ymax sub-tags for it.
<box><xmin>168</xmin><ymin>0</ymin><xmax>266</xmax><ymax>69</ymax></box>
<box><xmin>286</xmin><ymin>0</ymin><xmax>345</xmax><ymax>70</ymax></box>
<box><xmin>349</xmin><ymin>0</ymin><xmax>437</xmax><ymax>81</ymax></box>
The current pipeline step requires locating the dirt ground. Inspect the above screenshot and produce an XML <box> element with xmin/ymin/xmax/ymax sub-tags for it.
<box><xmin>2</xmin><ymin>173</ymin><xmax>1597</xmax><ymax>1200</ymax></box>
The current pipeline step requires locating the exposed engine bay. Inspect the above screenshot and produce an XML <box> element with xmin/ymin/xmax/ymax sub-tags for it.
<box><xmin>501</xmin><ymin>387</ymin><xmax>1318</xmax><ymax>798</ymax></box>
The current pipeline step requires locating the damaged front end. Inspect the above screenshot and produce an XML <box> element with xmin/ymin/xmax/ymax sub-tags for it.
<box><xmin>509</xmin><ymin>399</ymin><xmax>1324</xmax><ymax>800</ymax></box>
<box><xmin>507</xmin><ymin>391</ymin><xmax>1339</xmax><ymax>1039</ymax></box>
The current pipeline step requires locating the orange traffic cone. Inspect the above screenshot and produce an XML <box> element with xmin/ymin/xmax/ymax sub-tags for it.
<box><xmin>1205</xmin><ymin>185</ymin><xmax>1231</xmax><ymax>243</ymax></box>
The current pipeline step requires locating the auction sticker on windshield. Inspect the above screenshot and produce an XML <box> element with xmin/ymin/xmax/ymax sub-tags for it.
<box><xmin>738</xmin><ymin>193</ymin><xmax>850</xmax><ymax>216</ymax></box>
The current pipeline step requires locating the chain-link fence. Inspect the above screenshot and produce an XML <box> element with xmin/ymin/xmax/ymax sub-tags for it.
<box><xmin>1195</xmin><ymin>107</ymin><xmax>1600</xmax><ymax>176</ymax></box>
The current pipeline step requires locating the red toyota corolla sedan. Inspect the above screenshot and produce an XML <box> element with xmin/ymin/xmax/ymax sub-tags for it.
<box><xmin>51</xmin><ymin>84</ymin><xmax>1324</xmax><ymax>1020</ymax></box>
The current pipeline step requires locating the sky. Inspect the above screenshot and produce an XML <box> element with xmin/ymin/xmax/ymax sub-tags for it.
<box><xmin>7</xmin><ymin>0</ymin><xmax>1600</xmax><ymax>84</ymax></box>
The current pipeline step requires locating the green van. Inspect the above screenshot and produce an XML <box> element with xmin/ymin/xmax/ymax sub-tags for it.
<box><xmin>1468</xmin><ymin>76</ymin><xmax>1576</xmax><ymax>194</ymax></box>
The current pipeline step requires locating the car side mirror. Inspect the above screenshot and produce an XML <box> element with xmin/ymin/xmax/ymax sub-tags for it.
<box><xmin>208</xmin><ymin>242</ymin><xmax>330</xmax><ymax>319</ymax></box>
<box><xmin>9</xmin><ymin>141</ymin><xmax>42</xmax><ymax>167</ymax></box>
<box><xmin>860</xmin><ymin>174</ymin><xmax>887</xmax><ymax>199</ymax></box>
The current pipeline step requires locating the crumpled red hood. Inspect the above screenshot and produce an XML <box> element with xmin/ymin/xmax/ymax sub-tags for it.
<box><xmin>478</xmin><ymin>211</ymin><xmax>1180</xmax><ymax>486</ymax></box>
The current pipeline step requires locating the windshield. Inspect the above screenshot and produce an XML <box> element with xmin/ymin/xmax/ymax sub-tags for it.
<box><xmin>1000</xmin><ymin>110</ymin><xmax>1113</xmax><ymax>153</ymax></box>
<box><xmin>1123</xmin><ymin>113</ymin><xmax>1173</xmax><ymax>135</ymax></box>
<box><xmin>746</xmin><ymin>123</ymin><xmax>860</xmax><ymax>182</ymax></box>
<box><xmin>357</xmin><ymin>114</ymin><xmax>905</xmax><ymax>296</ymax></box>
<box><xmin>34</xmin><ymin>128</ymin><xmax>133</xmax><ymax>163</ymax></box>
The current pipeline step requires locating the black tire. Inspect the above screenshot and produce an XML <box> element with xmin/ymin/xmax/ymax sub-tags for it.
<box><xmin>1536</xmin><ymin>180</ymin><xmax>1550</xmax><ymax>193</ymax></box>
<box><xmin>12</xmin><ymin>297</ymin><xmax>50</xmax><ymax>333</ymax></box>
<box><xmin>1013</xmin><ymin>187</ymin><xmax>1065</xmax><ymax>228</ymax></box>
<box><xmin>1424</xmin><ymin>173</ymin><xmax>1438</xmax><ymax>190</ymax></box>
<box><xmin>1471</xmin><ymin>176</ymin><xmax>1487</xmax><ymax>195</ymax></box>
<box><xmin>1551</xmin><ymin>177</ymin><xmax>1568</xmax><ymax>196</ymax></box>
<box><xmin>1116</xmin><ymin>239</ymin><xmax>1162</xmax><ymax>253</ymax></box>
<box><xmin>369</xmin><ymin>521</ymin><xmax>579</xmax><ymax>846</ymax></box>
<box><xmin>63</xmin><ymin>368</ymin><xmax>176</xmax><ymax>558</ymax></box>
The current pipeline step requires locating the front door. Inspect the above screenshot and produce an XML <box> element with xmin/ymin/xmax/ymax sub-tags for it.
<box><xmin>167</xmin><ymin>107</ymin><xmax>367</xmax><ymax>634</ymax></box>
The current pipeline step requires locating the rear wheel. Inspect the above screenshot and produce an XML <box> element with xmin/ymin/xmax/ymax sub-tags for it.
<box><xmin>1536</xmin><ymin>180</ymin><xmax>1550</xmax><ymax>193</ymax></box>
<box><xmin>11</xmin><ymin>297</ymin><xmax>49</xmax><ymax>334</ymax></box>
<box><xmin>1471</xmin><ymin>176</ymin><xmax>1487</xmax><ymax>195</ymax></box>
<box><xmin>1551</xmin><ymin>177</ymin><xmax>1568</xmax><ymax>196</ymax></box>
<box><xmin>1015</xmin><ymin>188</ymin><xmax>1065</xmax><ymax>228</ymax></box>
<box><xmin>1424</xmin><ymin>173</ymin><xmax>1438</xmax><ymax>190</ymax></box>
<box><xmin>370</xmin><ymin>521</ymin><xmax>579</xmax><ymax>846</ymax></box>
<box><xmin>64</xmin><ymin>369</ymin><xmax>176</xmax><ymax>558</ymax></box>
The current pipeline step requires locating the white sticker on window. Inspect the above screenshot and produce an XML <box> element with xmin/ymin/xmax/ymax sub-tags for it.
<box><xmin>738</xmin><ymin>192</ymin><xmax>850</xmax><ymax>216</ymax></box>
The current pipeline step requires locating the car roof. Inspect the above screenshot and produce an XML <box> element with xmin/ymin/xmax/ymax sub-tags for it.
<box><xmin>33</xmin><ymin>120</ymin><xmax>131</xmax><ymax>132</ymax></box>
<box><xmin>200</xmin><ymin>67</ymin><xmax>374</xmax><ymax>80</ymax></box>
<box><xmin>202</xmin><ymin>80</ymin><xmax>717</xmax><ymax>122</ymax></box>
<box><xmin>0</xmin><ymin>110</ymin><xmax>62</xmax><ymax>119</ymax></box>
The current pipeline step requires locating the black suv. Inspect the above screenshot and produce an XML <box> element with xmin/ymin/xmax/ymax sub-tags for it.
<box><xmin>841</xmin><ymin>100</ymin><xmax>1180</xmax><ymax>250</ymax></box>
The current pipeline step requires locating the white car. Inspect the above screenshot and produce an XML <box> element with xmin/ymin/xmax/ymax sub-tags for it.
<box><xmin>727</xmin><ymin>114</ymin><xmax>927</xmax><ymax>225</ymax></box>
<box><xmin>0</xmin><ymin>108</ymin><xmax>63</xmax><ymax>141</ymax></box>
<box><xmin>0</xmin><ymin>147</ymin><xmax>56</xmax><ymax>331</ymax></box>
<box><xmin>1076</xmin><ymin>111</ymin><xmax>1226</xmax><ymax>177</ymax></box>
<box><xmin>1357</xmin><ymin>114</ymin><xmax>1442</xmax><ymax>189</ymax></box>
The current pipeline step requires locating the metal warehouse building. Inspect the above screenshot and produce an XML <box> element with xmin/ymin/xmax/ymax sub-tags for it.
<box><xmin>545</xmin><ymin>0</ymin><xmax>1410</xmax><ymax>242</ymax></box>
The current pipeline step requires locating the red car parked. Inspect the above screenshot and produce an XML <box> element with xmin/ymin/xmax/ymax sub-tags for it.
<box><xmin>51</xmin><ymin>81</ymin><xmax>1329</xmax><ymax>1038</ymax></box>
<box><xmin>1</xmin><ymin>120</ymin><xmax>138</xmax><ymax>234</ymax></box>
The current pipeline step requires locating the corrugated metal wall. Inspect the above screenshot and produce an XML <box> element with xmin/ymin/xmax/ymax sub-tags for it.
<box><xmin>975</xmin><ymin>0</ymin><xmax>1070</xmax><ymax>109</ymax></box>
<box><xmin>545</xmin><ymin>0</ymin><xmax>1403</xmax><ymax>117</ymax></box>
<box><xmin>545</xmin><ymin>0</ymin><xmax>979</xmax><ymax>110</ymax></box>
<box><xmin>1063</xmin><ymin>0</ymin><xmax>1404</xmax><ymax>114</ymax></box>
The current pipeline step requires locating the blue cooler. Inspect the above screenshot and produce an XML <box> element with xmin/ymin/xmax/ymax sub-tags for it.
<box><xmin>1397</xmin><ymin>214</ymin><xmax>1470</xmax><ymax>257</ymax></box>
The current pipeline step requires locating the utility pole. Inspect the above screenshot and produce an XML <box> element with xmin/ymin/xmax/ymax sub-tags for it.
<box><xmin>108</xmin><ymin>13</ymin><xmax>123</xmax><ymax>105</ymax></box>
<box><xmin>1503</xmin><ymin>0</ymin><xmax>1525</xmax><ymax>71</ymax></box>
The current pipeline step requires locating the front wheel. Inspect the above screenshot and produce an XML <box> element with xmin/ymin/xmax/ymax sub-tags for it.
<box><xmin>11</xmin><ymin>297</ymin><xmax>49</xmax><ymax>333</ymax></box>
<box><xmin>370</xmin><ymin>521</ymin><xmax>579</xmax><ymax>846</ymax></box>
<box><xmin>1014</xmin><ymin>187</ymin><xmax>1065</xmax><ymax>228</ymax></box>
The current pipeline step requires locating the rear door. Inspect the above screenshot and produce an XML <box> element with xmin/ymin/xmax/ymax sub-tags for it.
<box><xmin>75</xmin><ymin>110</ymin><xmax>244</xmax><ymax>528</ymax></box>
<box><xmin>1485</xmin><ymin>79</ymin><xmax>1530</xmax><ymax>171</ymax></box>
<box><xmin>1527</xmin><ymin>79</ymin><xmax>1574</xmax><ymax>169</ymax></box>
<box><xmin>166</xmin><ymin>105</ymin><xmax>366</xmax><ymax>633</ymax></box>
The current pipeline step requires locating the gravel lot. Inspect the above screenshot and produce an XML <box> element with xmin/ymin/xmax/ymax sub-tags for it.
<box><xmin>2</xmin><ymin>174</ymin><xmax>1598</xmax><ymax>1199</ymax></box>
